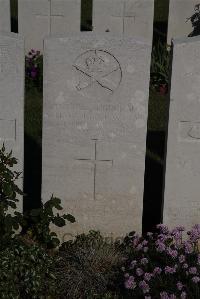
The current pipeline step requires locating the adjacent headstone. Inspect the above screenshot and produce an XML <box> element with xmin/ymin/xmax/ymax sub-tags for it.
<box><xmin>0</xmin><ymin>32</ymin><xmax>24</xmax><ymax>211</ymax></box>
<box><xmin>164</xmin><ymin>36</ymin><xmax>200</xmax><ymax>229</ymax></box>
<box><xmin>167</xmin><ymin>0</ymin><xmax>200</xmax><ymax>44</ymax></box>
<box><xmin>42</xmin><ymin>34</ymin><xmax>152</xmax><ymax>239</ymax></box>
<box><xmin>18</xmin><ymin>0</ymin><xmax>81</xmax><ymax>52</ymax></box>
<box><xmin>0</xmin><ymin>0</ymin><xmax>11</xmax><ymax>32</ymax></box>
<box><xmin>93</xmin><ymin>0</ymin><xmax>154</xmax><ymax>42</ymax></box>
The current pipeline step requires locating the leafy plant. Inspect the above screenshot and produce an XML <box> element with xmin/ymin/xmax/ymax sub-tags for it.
<box><xmin>0</xmin><ymin>144</ymin><xmax>23</xmax><ymax>247</ymax></box>
<box><xmin>0</xmin><ymin>237</ymin><xmax>58</xmax><ymax>299</ymax></box>
<box><xmin>22</xmin><ymin>196</ymin><xmax>76</xmax><ymax>249</ymax></box>
<box><xmin>150</xmin><ymin>41</ymin><xmax>170</xmax><ymax>94</ymax></box>
<box><xmin>56</xmin><ymin>231</ymin><xmax>124</xmax><ymax>298</ymax></box>
<box><xmin>25</xmin><ymin>49</ymin><xmax>43</xmax><ymax>91</ymax></box>
<box><xmin>122</xmin><ymin>225</ymin><xmax>200</xmax><ymax>299</ymax></box>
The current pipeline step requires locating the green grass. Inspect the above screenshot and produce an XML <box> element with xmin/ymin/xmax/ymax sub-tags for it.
<box><xmin>154</xmin><ymin>0</ymin><xmax>169</xmax><ymax>23</ymax></box>
<box><xmin>148</xmin><ymin>89</ymin><xmax>169</xmax><ymax>131</ymax></box>
<box><xmin>25</xmin><ymin>88</ymin><xmax>43</xmax><ymax>146</ymax></box>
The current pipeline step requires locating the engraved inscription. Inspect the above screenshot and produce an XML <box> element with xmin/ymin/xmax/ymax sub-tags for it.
<box><xmin>53</xmin><ymin>101</ymin><xmax>139</xmax><ymax>142</ymax></box>
<box><xmin>179</xmin><ymin>121</ymin><xmax>200</xmax><ymax>142</ymax></box>
<box><xmin>73</xmin><ymin>50</ymin><xmax>122</xmax><ymax>98</ymax></box>
<box><xmin>0</xmin><ymin>45</ymin><xmax>14</xmax><ymax>80</ymax></box>
<box><xmin>75</xmin><ymin>139</ymin><xmax>113</xmax><ymax>200</ymax></box>
<box><xmin>0</xmin><ymin>119</ymin><xmax>16</xmax><ymax>141</ymax></box>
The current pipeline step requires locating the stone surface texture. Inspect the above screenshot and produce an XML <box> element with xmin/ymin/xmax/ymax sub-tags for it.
<box><xmin>93</xmin><ymin>0</ymin><xmax>154</xmax><ymax>43</ymax></box>
<box><xmin>164</xmin><ymin>36</ymin><xmax>200</xmax><ymax>229</ymax></box>
<box><xmin>167</xmin><ymin>0</ymin><xmax>200</xmax><ymax>44</ymax></box>
<box><xmin>42</xmin><ymin>34</ymin><xmax>151</xmax><ymax>239</ymax></box>
<box><xmin>18</xmin><ymin>0</ymin><xmax>81</xmax><ymax>52</ymax></box>
<box><xmin>0</xmin><ymin>33</ymin><xmax>24</xmax><ymax>211</ymax></box>
<box><xmin>0</xmin><ymin>0</ymin><xmax>10</xmax><ymax>32</ymax></box>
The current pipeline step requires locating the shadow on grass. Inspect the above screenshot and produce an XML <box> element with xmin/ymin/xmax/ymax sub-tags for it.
<box><xmin>143</xmin><ymin>131</ymin><xmax>166</xmax><ymax>234</ymax></box>
<box><xmin>24</xmin><ymin>87</ymin><xmax>43</xmax><ymax>211</ymax></box>
<box><xmin>24</xmin><ymin>133</ymin><xmax>42</xmax><ymax>211</ymax></box>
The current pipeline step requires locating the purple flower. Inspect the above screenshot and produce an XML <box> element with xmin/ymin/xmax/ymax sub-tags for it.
<box><xmin>136</xmin><ymin>268</ymin><xmax>144</xmax><ymax>276</ymax></box>
<box><xmin>141</xmin><ymin>258</ymin><xmax>148</xmax><ymax>265</ymax></box>
<box><xmin>177</xmin><ymin>282</ymin><xmax>183</xmax><ymax>291</ymax></box>
<box><xmin>184</xmin><ymin>241</ymin><xmax>193</xmax><ymax>254</ymax></box>
<box><xmin>124</xmin><ymin>273</ymin><xmax>129</xmax><ymax>278</ymax></box>
<box><xmin>179</xmin><ymin>255</ymin><xmax>185</xmax><ymax>263</ymax></box>
<box><xmin>157</xmin><ymin>224</ymin><xmax>169</xmax><ymax>234</ymax></box>
<box><xmin>182</xmin><ymin>263</ymin><xmax>188</xmax><ymax>269</ymax></box>
<box><xmin>156</xmin><ymin>240</ymin><xmax>166</xmax><ymax>252</ymax></box>
<box><xmin>130</xmin><ymin>260</ymin><xmax>137</xmax><ymax>269</ymax></box>
<box><xmin>147</xmin><ymin>232</ymin><xmax>153</xmax><ymax>238</ymax></box>
<box><xmin>139</xmin><ymin>280</ymin><xmax>150</xmax><ymax>294</ymax></box>
<box><xmin>132</xmin><ymin>235</ymin><xmax>140</xmax><ymax>247</ymax></box>
<box><xmin>160</xmin><ymin>291</ymin><xmax>169</xmax><ymax>299</ymax></box>
<box><xmin>158</xmin><ymin>234</ymin><xmax>169</xmax><ymax>242</ymax></box>
<box><xmin>136</xmin><ymin>243</ymin><xmax>143</xmax><ymax>251</ymax></box>
<box><xmin>145</xmin><ymin>296</ymin><xmax>151</xmax><ymax>299</ymax></box>
<box><xmin>166</xmin><ymin>248</ymin><xmax>178</xmax><ymax>258</ymax></box>
<box><xmin>180</xmin><ymin>292</ymin><xmax>187</xmax><ymax>299</ymax></box>
<box><xmin>144</xmin><ymin>272</ymin><xmax>152</xmax><ymax>281</ymax></box>
<box><xmin>188</xmin><ymin>224</ymin><xmax>200</xmax><ymax>242</ymax></box>
<box><xmin>164</xmin><ymin>266</ymin><xmax>176</xmax><ymax>274</ymax></box>
<box><xmin>142</xmin><ymin>240</ymin><xmax>148</xmax><ymax>246</ymax></box>
<box><xmin>153</xmin><ymin>267</ymin><xmax>162</xmax><ymax>275</ymax></box>
<box><xmin>189</xmin><ymin>267</ymin><xmax>197</xmax><ymax>275</ymax></box>
<box><xmin>124</xmin><ymin>276</ymin><xmax>136</xmax><ymax>289</ymax></box>
<box><xmin>192</xmin><ymin>276</ymin><xmax>200</xmax><ymax>283</ymax></box>
<box><xmin>169</xmin><ymin>295</ymin><xmax>176</xmax><ymax>299</ymax></box>
<box><xmin>143</xmin><ymin>246</ymin><xmax>149</xmax><ymax>253</ymax></box>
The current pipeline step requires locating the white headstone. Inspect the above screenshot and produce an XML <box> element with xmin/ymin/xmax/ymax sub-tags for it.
<box><xmin>93</xmin><ymin>0</ymin><xmax>154</xmax><ymax>42</ymax></box>
<box><xmin>0</xmin><ymin>0</ymin><xmax>11</xmax><ymax>32</ymax></box>
<box><xmin>167</xmin><ymin>0</ymin><xmax>200</xmax><ymax>44</ymax></box>
<box><xmin>42</xmin><ymin>34</ymin><xmax>151</xmax><ymax>239</ymax></box>
<box><xmin>0</xmin><ymin>33</ymin><xmax>24</xmax><ymax>211</ymax></box>
<box><xmin>18</xmin><ymin>0</ymin><xmax>81</xmax><ymax>52</ymax></box>
<box><xmin>164</xmin><ymin>36</ymin><xmax>200</xmax><ymax>229</ymax></box>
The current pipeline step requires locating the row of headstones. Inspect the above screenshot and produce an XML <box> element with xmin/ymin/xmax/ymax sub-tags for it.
<box><xmin>1</xmin><ymin>0</ymin><xmax>200</xmax><ymax>240</ymax></box>
<box><xmin>1</xmin><ymin>0</ymin><xmax>200</xmax><ymax>51</ymax></box>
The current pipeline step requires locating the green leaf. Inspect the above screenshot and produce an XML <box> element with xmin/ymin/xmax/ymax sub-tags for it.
<box><xmin>52</xmin><ymin>216</ymin><xmax>65</xmax><ymax>227</ymax></box>
<box><xmin>63</xmin><ymin>214</ymin><xmax>76</xmax><ymax>223</ymax></box>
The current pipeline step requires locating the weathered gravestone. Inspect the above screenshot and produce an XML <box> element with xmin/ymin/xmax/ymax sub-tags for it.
<box><xmin>0</xmin><ymin>0</ymin><xmax>11</xmax><ymax>32</ymax></box>
<box><xmin>0</xmin><ymin>33</ymin><xmax>24</xmax><ymax>211</ymax></box>
<box><xmin>168</xmin><ymin>0</ymin><xmax>200</xmax><ymax>44</ymax></box>
<box><xmin>42</xmin><ymin>34</ymin><xmax>152</xmax><ymax>239</ymax></box>
<box><xmin>93</xmin><ymin>0</ymin><xmax>154</xmax><ymax>42</ymax></box>
<box><xmin>164</xmin><ymin>36</ymin><xmax>200</xmax><ymax>229</ymax></box>
<box><xmin>18</xmin><ymin>0</ymin><xmax>81</xmax><ymax>52</ymax></box>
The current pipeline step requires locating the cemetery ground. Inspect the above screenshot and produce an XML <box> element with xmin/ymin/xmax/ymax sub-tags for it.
<box><xmin>1</xmin><ymin>0</ymin><xmax>200</xmax><ymax>298</ymax></box>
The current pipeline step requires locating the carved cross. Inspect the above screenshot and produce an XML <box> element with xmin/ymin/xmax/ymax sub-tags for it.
<box><xmin>112</xmin><ymin>1</ymin><xmax>136</xmax><ymax>34</ymax></box>
<box><xmin>35</xmin><ymin>0</ymin><xmax>64</xmax><ymax>35</ymax></box>
<box><xmin>75</xmin><ymin>139</ymin><xmax>113</xmax><ymax>200</ymax></box>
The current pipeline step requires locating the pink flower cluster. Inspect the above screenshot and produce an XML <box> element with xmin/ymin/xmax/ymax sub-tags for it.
<box><xmin>123</xmin><ymin>224</ymin><xmax>200</xmax><ymax>298</ymax></box>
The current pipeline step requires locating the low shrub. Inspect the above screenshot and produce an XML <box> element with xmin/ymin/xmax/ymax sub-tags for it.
<box><xmin>0</xmin><ymin>144</ymin><xmax>23</xmax><ymax>248</ymax></box>
<box><xmin>0</xmin><ymin>237</ymin><xmax>58</xmax><ymax>299</ymax></box>
<box><xmin>21</xmin><ymin>196</ymin><xmax>75</xmax><ymax>249</ymax></box>
<box><xmin>55</xmin><ymin>231</ymin><xmax>124</xmax><ymax>298</ymax></box>
<box><xmin>122</xmin><ymin>224</ymin><xmax>200</xmax><ymax>299</ymax></box>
